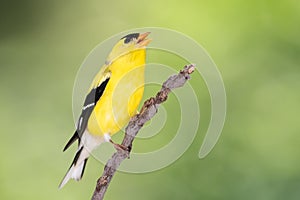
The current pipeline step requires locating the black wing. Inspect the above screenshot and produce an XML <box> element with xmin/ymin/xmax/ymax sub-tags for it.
<box><xmin>63</xmin><ymin>76</ymin><xmax>110</xmax><ymax>151</ymax></box>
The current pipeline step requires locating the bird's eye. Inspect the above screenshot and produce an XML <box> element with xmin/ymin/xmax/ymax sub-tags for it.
<box><xmin>122</xmin><ymin>33</ymin><xmax>140</xmax><ymax>44</ymax></box>
<box><xmin>124</xmin><ymin>38</ymin><xmax>131</xmax><ymax>44</ymax></box>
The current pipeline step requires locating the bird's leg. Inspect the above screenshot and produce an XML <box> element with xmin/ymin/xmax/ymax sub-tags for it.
<box><xmin>109</xmin><ymin>139</ymin><xmax>130</xmax><ymax>151</ymax></box>
<box><xmin>104</xmin><ymin>133</ymin><xmax>129</xmax><ymax>151</ymax></box>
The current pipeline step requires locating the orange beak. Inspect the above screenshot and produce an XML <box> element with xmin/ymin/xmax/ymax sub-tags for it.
<box><xmin>137</xmin><ymin>32</ymin><xmax>151</xmax><ymax>47</ymax></box>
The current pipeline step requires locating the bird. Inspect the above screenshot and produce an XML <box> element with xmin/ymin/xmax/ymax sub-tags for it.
<box><xmin>59</xmin><ymin>32</ymin><xmax>151</xmax><ymax>188</ymax></box>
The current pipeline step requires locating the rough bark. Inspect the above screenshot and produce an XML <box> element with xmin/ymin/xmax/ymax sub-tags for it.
<box><xmin>91</xmin><ymin>64</ymin><xmax>195</xmax><ymax>200</ymax></box>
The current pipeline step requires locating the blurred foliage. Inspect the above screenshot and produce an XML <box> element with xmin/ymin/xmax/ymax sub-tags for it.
<box><xmin>0</xmin><ymin>0</ymin><xmax>300</xmax><ymax>199</ymax></box>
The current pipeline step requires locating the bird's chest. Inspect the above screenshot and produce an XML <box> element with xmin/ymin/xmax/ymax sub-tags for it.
<box><xmin>88</xmin><ymin>67</ymin><xmax>144</xmax><ymax>135</ymax></box>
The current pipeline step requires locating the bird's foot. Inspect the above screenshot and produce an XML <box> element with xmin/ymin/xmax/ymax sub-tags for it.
<box><xmin>109</xmin><ymin>139</ymin><xmax>131</xmax><ymax>158</ymax></box>
<box><xmin>109</xmin><ymin>139</ymin><xmax>129</xmax><ymax>151</ymax></box>
<box><xmin>104</xmin><ymin>133</ymin><xmax>130</xmax><ymax>157</ymax></box>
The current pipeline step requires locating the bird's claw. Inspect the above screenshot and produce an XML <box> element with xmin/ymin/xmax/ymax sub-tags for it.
<box><xmin>113</xmin><ymin>143</ymin><xmax>129</xmax><ymax>152</ymax></box>
<box><xmin>109</xmin><ymin>139</ymin><xmax>130</xmax><ymax>157</ymax></box>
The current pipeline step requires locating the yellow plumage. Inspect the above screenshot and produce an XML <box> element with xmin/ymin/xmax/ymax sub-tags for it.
<box><xmin>59</xmin><ymin>32</ymin><xmax>151</xmax><ymax>188</ymax></box>
<box><xmin>88</xmin><ymin>49</ymin><xmax>146</xmax><ymax>135</ymax></box>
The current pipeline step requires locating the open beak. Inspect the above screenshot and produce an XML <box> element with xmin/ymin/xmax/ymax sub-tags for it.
<box><xmin>137</xmin><ymin>32</ymin><xmax>151</xmax><ymax>47</ymax></box>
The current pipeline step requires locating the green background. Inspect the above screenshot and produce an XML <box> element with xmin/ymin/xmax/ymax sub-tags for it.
<box><xmin>1</xmin><ymin>0</ymin><xmax>300</xmax><ymax>199</ymax></box>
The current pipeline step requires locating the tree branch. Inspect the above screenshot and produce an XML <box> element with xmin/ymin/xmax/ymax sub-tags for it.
<box><xmin>91</xmin><ymin>64</ymin><xmax>195</xmax><ymax>200</ymax></box>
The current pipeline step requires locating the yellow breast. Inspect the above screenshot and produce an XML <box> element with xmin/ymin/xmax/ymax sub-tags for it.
<box><xmin>87</xmin><ymin>49</ymin><xmax>146</xmax><ymax>136</ymax></box>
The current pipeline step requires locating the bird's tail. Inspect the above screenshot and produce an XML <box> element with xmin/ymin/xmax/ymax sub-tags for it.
<box><xmin>59</xmin><ymin>146</ymin><xmax>89</xmax><ymax>189</ymax></box>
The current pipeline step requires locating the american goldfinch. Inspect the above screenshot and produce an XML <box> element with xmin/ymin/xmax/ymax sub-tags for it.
<box><xmin>59</xmin><ymin>32</ymin><xmax>151</xmax><ymax>188</ymax></box>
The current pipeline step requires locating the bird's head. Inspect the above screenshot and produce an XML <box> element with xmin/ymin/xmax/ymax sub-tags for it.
<box><xmin>106</xmin><ymin>32</ymin><xmax>151</xmax><ymax>65</ymax></box>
